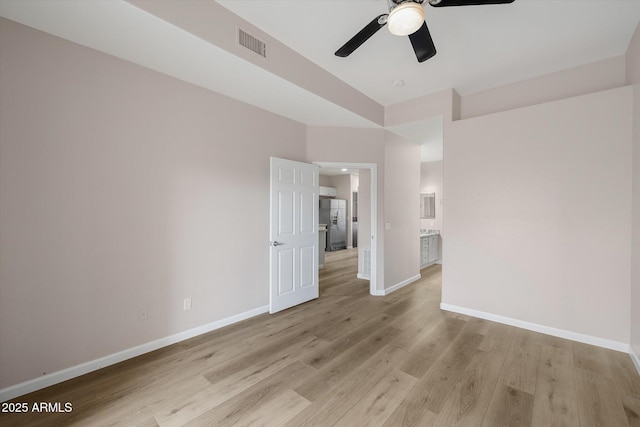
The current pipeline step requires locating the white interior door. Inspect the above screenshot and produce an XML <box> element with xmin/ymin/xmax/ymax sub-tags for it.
<box><xmin>269</xmin><ymin>157</ymin><xmax>319</xmax><ymax>314</ymax></box>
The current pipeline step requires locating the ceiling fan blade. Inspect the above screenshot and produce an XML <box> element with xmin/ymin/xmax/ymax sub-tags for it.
<box><xmin>335</xmin><ymin>14</ymin><xmax>388</xmax><ymax>57</ymax></box>
<box><xmin>408</xmin><ymin>22</ymin><xmax>437</xmax><ymax>63</ymax></box>
<box><xmin>428</xmin><ymin>0</ymin><xmax>514</xmax><ymax>7</ymax></box>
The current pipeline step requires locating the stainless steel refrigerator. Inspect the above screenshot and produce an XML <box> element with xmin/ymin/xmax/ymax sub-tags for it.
<box><xmin>319</xmin><ymin>199</ymin><xmax>347</xmax><ymax>251</ymax></box>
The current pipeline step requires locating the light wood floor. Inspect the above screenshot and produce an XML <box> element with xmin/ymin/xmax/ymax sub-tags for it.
<box><xmin>2</xmin><ymin>249</ymin><xmax>639</xmax><ymax>426</ymax></box>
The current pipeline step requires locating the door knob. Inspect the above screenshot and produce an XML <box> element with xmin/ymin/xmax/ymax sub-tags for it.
<box><xmin>272</xmin><ymin>241</ymin><xmax>284</xmax><ymax>246</ymax></box>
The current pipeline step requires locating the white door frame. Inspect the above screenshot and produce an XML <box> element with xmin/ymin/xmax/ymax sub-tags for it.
<box><xmin>314</xmin><ymin>162</ymin><xmax>377</xmax><ymax>295</ymax></box>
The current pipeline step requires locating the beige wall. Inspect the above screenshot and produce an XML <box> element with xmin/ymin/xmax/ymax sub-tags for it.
<box><xmin>383</xmin><ymin>131</ymin><xmax>421</xmax><ymax>289</ymax></box>
<box><xmin>443</xmin><ymin>86</ymin><xmax>633</xmax><ymax>345</ymax></box>
<box><xmin>460</xmin><ymin>56</ymin><xmax>627</xmax><ymax>119</ymax></box>
<box><xmin>386</xmin><ymin>53</ymin><xmax>636</xmax><ymax>351</ymax></box>
<box><xmin>0</xmin><ymin>19</ymin><xmax>307</xmax><ymax>389</ymax></box>
<box><xmin>385</xmin><ymin>88</ymin><xmax>459</xmax><ymax>127</ymax></box>
<box><xmin>319</xmin><ymin>175</ymin><xmax>333</xmax><ymax>187</ymax></box>
<box><xmin>306</xmin><ymin>126</ymin><xmax>387</xmax><ymax>292</ymax></box>
<box><xmin>3</xmin><ymin>12</ymin><xmax>638</xmax><ymax>398</ymax></box>
<box><xmin>129</xmin><ymin>0</ymin><xmax>384</xmax><ymax>127</ymax></box>
<box><xmin>129</xmin><ymin>0</ymin><xmax>384</xmax><ymax>125</ymax></box>
<box><xmin>306</xmin><ymin>126</ymin><xmax>421</xmax><ymax>293</ymax></box>
<box><xmin>627</xmin><ymin>22</ymin><xmax>640</xmax><ymax>365</ymax></box>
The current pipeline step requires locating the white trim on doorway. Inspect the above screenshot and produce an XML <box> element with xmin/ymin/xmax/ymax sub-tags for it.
<box><xmin>314</xmin><ymin>162</ymin><xmax>378</xmax><ymax>296</ymax></box>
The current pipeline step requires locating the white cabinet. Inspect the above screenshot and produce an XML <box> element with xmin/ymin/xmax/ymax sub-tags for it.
<box><xmin>428</xmin><ymin>235</ymin><xmax>438</xmax><ymax>264</ymax></box>
<box><xmin>319</xmin><ymin>186</ymin><xmax>337</xmax><ymax>197</ymax></box>
<box><xmin>420</xmin><ymin>237</ymin><xmax>429</xmax><ymax>267</ymax></box>
<box><xmin>420</xmin><ymin>234</ymin><xmax>439</xmax><ymax>268</ymax></box>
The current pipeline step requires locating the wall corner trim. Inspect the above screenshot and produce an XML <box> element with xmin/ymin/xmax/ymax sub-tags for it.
<box><xmin>373</xmin><ymin>274</ymin><xmax>421</xmax><ymax>296</ymax></box>
<box><xmin>440</xmin><ymin>303</ymin><xmax>630</xmax><ymax>353</ymax></box>
<box><xmin>0</xmin><ymin>305</ymin><xmax>269</xmax><ymax>403</ymax></box>
<box><xmin>630</xmin><ymin>346</ymin><xmax>640</xmax><ymax>376</ymax></box>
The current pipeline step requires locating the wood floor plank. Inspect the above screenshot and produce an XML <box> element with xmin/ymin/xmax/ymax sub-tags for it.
<box><xmin>384</xmin><ymin>331</ymin><xmax>485</xmax><ymax>425</ymax></box>
<box><xmin>498</xmin><ymin>329</ymin><xmax>542</xmax><ymax>395</ymax></box>
<box><xmin>295</xmin><ymin>324</ymin><xmax>401</xmax><ymax>402</ymax></box>
<box><xmin>217</xmin><ymin>388</ymin><xmax>310</xmax><ymax>427</ymax></box>
<box><xmin>482</xmin><ymin>383</ymin><xmax>534</xmax><ymax>427</ymax></box>
<box><xmin>390</xmin><ymin>309</ymin><xmax>448</xmax><ymax>352</ymax></box>
<box><xmin>312</xmin><ymin>299</ymin><xmax>392</xmax><ymax>342</ymax></box>
<box><xmin>155</xmin><ymin>335</ymin><xmax>322</xmax><ymax>426</ymax></box>
<box><xmin>463</xmin><ymin>317</ymin><xmax>493</xmax><ymax>336</ymax></box>
<box><xmin>302</xmin><ymin>312</ymin><xmax>394</xmax><ymax>370</ymax></box>
<box><xmin>2</xmin><ymin>249</ymin><xmax>639</xmax><ymax>427</ymax></box>
<box><xmin>397</xmin><ymin>316</ymin><xmax>467</xmax><ymax>379</ymax></box>
<box><xmin>332</xmin><ymin>369</ymin><xmax>417</xmax><ymax>427</ymax></box>
<box><xmin>621</xmin><ymin>395</ymin><xmax>640</xmax><ymax>427</ymax></box>
<box><xmin>609</xmin><ymin>351</ymin><xmax>640</xmax><ymax>399</ymax></box>
<box><xmin>574</xmin><ymin>367</ymin><xmax>630</xmax><ymax>427</ymax></box>
<box><xmin>478</xmin><ymin>321</ymin><xmax>516</xmax><ymax>357</ymax></box>
<box><xmin>382</xmin><ymin>293</ymin><xmax>430</xmax><ymax>317</ymax></box>
<box><xmin>241</xmin><ymin>295</ymin><xmax>365</xmax><ymax>347</ymax></box>
<box><xmin>184</xmin><ymin>360</ymin><xmax>314</xmax><ymax>426</ymax></box>
<box><xmin>203</xmin><ymin>327</ymin><xmax>320</xmax><ymax>385</ymax></box>
<box><xmin>432</xmin><ymin>349</ymin><xmax>506</xmax><ymax>426</ymax></box>
<box><xmin>285</xmin><ymin>345</ymin><xmax>409</xmax><ymax>426</ymax></box>
<box><xmin>530</xmin><ymin>344</ymin><xmax>579</xmax><ymax>427</ymax></box>
<box><xmin>389</xmin><ymin>296</ymin><xmax>444</xmax><ymax>331</ymax></box>
<box><xmin>573</xmin><ymin>341</ymin><xmax>615</xmax><ymax>378</ymax></box>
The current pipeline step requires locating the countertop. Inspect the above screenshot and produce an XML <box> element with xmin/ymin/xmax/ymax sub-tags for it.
<box><xmin>420</xmin><ymin>230</ymin><xmax>440</xmax><ymax>238</ymax></box>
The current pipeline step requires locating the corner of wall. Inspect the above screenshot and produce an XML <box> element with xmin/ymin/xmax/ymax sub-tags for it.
<box><xmin>625</xmin><ymin>22</ymin><xmax>640</xmax><ymax>85</ymax></box>
<box><xmin>631</xmin><ymin>345</ymin><xmax>640</xmax><ymax>376</ymax></box>
<box><xmin>625</xmin><ymin>20</ymin><xmax>640</xmax><ymax>376</ymax></box>
<box><xmin>451</xmin><ymin>89</ymin><xmax>461</xmax><ymax>121</ymax></box>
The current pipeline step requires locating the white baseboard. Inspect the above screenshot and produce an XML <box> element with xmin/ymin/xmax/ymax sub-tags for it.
<box><xmin>631</xmin><ymin>345</ymin><xmax>640</xmax><ymax>376</ymax></box>
<box><xmin>357</xmin><ymin>273</ymin><xmax>370</xmax><ymax>280</ymax></box>
<box><xmin>372</xmin><ymin>274</ymin><xmax>421</xmax><ymax>297</ymax></box>
<box><xmin>0</xmin><ymin>305</ymin><xmax>269</xmax><ymax>402</ymax></box>
<box><xmin>440</xmin><ymin>303</ymin><xmax>629</xmax><ymax>353</ymax></box>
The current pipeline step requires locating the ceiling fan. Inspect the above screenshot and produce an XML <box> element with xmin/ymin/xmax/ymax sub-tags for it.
<box><xmin>335</xmin><ymin>0</ymin><xmax>515</xmax><ymax>63</ymax></box>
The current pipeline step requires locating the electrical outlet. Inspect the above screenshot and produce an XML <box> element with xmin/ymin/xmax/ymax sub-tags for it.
<box><xmin>138</xmin><ymin>306</ymin><xmax>148</xmax><ymax>321</ymax></box>
<box><xmin>183</xmin><ymin>298</ymin><xmax>192</xmax><ymax>311</ymax></box>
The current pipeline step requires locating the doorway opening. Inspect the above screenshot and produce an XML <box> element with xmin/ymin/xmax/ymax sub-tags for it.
<box><xmin>387</xmin><ymin>115</ymin><xmax>444</xmax><ymax>269</ymax></box>
<box><xmin>314</xmin><ymin>162</ymin><xmax>377</xmax><ymax>296</ymax></box>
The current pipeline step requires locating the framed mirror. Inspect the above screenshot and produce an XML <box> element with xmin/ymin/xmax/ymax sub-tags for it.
<box><xmin>420</xmin><ymin>193</ymin><xmax>435</xmax><ymax>219</ymax></box>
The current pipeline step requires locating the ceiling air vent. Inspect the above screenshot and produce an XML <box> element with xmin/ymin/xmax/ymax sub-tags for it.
<box><xmin>238</xmin><ymin>28</ymin><xmax>267</xmax><ymax>58</ymax></box>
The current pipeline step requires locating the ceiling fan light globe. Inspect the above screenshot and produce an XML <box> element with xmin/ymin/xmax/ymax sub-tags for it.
<box><xmin>388</xmin><ymin>3</ymin><xmax>425</xmax><ymax>36</ymax></box>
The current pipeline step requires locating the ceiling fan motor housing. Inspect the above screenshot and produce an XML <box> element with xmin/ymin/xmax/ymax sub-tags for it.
<box><xmin>388</xmin><ymin>0</ymin><xmax>425</xmax><ymax>11</ymax></box>
<box><xmin>387</xmin><ymin>1</ymin><xmax>426</xmax><ymax>36</ymax></box>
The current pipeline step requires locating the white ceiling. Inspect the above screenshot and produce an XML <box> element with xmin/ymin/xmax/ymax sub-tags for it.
<box><xmin>388</xmin><ymin>115</ymin><xmax>443</xmax><ymax>162</ymax></box>
<box><xmin>319</xmin><ymin>167</ymin><xmax>360</xmax><ymax>177</ymax></box>
<box><xmin>0</xmin><ymin>0</ymin><xmax>380</xmax><ymax>128</ymax></box>
<box><xmin>217</xmin><ymin>0</ymin><xmax>640</xmax><ymax>105</ymax></box>
<box><xmin>1</xmin><ymin>0</ymin><xmax>639</xmax><ymax>162</ymax></box>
